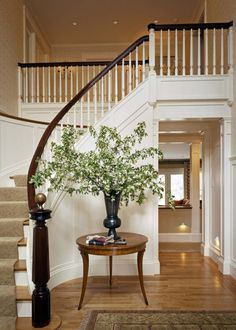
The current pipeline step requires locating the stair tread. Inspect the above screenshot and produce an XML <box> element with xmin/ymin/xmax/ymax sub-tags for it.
<box><xmin>16</xmin><ymin>286</ymin><xmax>31</xmax><ymax>301</ymax></box>
<box><xmin>17</xmin><ymin>238</ymin><xmax>27</xmax><ymax>246</ymax></box>
<box><xmin>0</xmin><ymin>217</ymin><xmax>28</xmax><ymax>221</ymax></box>
<box><xmin>14</xmin><ymin>260</ymin><xmax>26</xmax><ymax>271</ymax></box>
<box><xmin>0</xmin><ymin>201</ymin><xmax>28</xmax><ymax>205</ymax></box>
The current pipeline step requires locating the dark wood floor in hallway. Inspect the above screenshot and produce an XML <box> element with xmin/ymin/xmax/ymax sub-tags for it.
<box><xmin>30</xmin><ymin>252</ymin><xmax>236</xmax><ymax>329</ymax></box>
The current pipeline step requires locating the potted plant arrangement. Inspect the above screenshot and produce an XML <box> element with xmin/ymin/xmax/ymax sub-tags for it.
<box><xmin>30</xmin><ymin>122</ymin><xmax>170</xmax><ymax>239</ymax></box>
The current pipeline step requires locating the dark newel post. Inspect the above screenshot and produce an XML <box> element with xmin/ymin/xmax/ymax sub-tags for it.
<box><xmin>30</xmin><ymin>193</ymin><xmax>51</xmax><ymax>328</ymax></box>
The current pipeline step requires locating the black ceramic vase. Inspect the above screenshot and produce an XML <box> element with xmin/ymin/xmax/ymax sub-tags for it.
<box><xmin>103</xmin><ymin>192</ymin><xmax>121</xmax><ymax>240</ymax></box>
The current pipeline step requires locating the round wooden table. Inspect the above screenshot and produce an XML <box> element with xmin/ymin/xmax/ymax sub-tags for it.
<box><xmin>76</xmin><ymin>232</ymin><xmax>148</xmax><ymax>309</ymax></box>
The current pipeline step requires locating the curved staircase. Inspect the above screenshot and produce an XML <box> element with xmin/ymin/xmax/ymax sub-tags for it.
<box><xmin>0</xmin><ymin>175</ymin><xmax>31</xmax><ymax>330</ymax></box>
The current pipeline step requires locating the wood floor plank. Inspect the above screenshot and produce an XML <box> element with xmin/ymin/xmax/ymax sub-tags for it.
<box><xmin>17</xmin><ymin>252</ymin><xmax>236</xmax><ymax>329</ymax></box>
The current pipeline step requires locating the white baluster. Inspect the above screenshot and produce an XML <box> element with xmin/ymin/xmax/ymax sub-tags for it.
<box><xmin>76</xmin><ymin>66</ymin><xmax>79</xmax><ymax>94</ymax></box>
<box><xmin>53</xmin><ymin>66</ymin><xmax>56</xmax><ymax>102</ymax></box>
<box><xmin>87</xmin><ymin>87</ymin><xmax>90</xmax><ymax>130</ymax></box>
<box><xmin>17</xmin><ymin>67</ymin><xmax>22</xmax><ymax>113</ymax></box>
<box><xmin>175</xmin><ymin>29</ymin><xmax>178</xmax><ymax>76</ymax></box>
<box><xmin>70</xmin><ymin>66</ymin><xmax>73</xmax><ymax>99</ymax></box>
<box><xmin>149</xmin><ymin>26</ymin><xmax>155</xmax><ymax>71</ymax></box>
<box><xmin>31</xmin><ymin>67</ymin><xmax>34</xmax><ymax>103</ymax></box>
<box><xmin>142</xmin><ymin>41</ymin><xmax>145</xmax><ymax>81</ymax></box>
<box><xmin>115</xmin><ymin>64</ymin><xmax>118</xmax><ymax>104</ymax></box>
<box><xmin>128</xmin><ymin>52</ymin><xmax>132</xmax><ymax>92</ymax></box>
<box><xmin>82</xmin><ymin>66</ymin><xmax>84</xmax><ymax>88</ymax></box>
<box><xmin>220</xmin><ymin>28</ymin><xmax>224</xmax><ymax>74</ymax></box>
<box><xmin>65</xmin><ymin>66</ymin><xmax>68</xmax><ymax>102</ymax></box>
<box><xmin>25</xmin><ymin>67</ymin><xmax>28</xmax><ymax>103</ymax></box>
<box><xmin>66</xmin><ymin>112</ymin><xmax>70</xmax><ymax>125</ymax></box>
<box><xmin>213</xmin><ymin>28</ymin><xmax>216</xmax><ymax>74</ymax></box>
<box><xmin>98</xmin><ymin>65</ymin><xmax>101</xmax><ymax>102</ymax></box>
<box><xmin>94</xmin><ymin>82</ymin><xmax>97</xmax><ymax>124</ymax></box>
<box><xmin>48</xmin><ymin>67</ymin><xmax>51</xmax><ymax>102</ymax></box>
<box><xmin>73</xmin><ymin>106</ymin><xmax>76</xmax><ymax>128</ymax></box>
<box><xmin>197</xmin><ymin>28</ymin><xmax>201</xmax><ymax>75</ymax></box>
<box><xmin>205</xmin><ymin>29</ymin><xmax>208</xmax><ymax>75</ymax></box>
<box><xmin>122</xmin><ymin>58</ymin><xmax>125</xmax><ymax>98</ymax></box>
<box><xmin>42</xmin><ymin>67</ymin><xmax>45</xmax><ymax>102</ymax></box>
<box><xmin>190</xmin><ymin>29</ymin><xmax>193</xmax><ymax>75</ymax></box>
<box><xmin>59</xmin><ymin>67</ymin><xmax>62</xmax><ymax>102</ymax></box>
<box><xmin>228</xmin><ymin>26</ymin><xmax>233</xmax><ymax>74</ymax></box>
<box><xmin>86</xmin><ymin>66</ymin><xmax>90</xmax><ymax>129</ymax></box>
<box><xmin>101</xmin><ymin>76</ymin><xmax>104</xmax><ymax>116</ymax></box>
<box><xmin>104</xmin><ymin>71</ymin><xmax>107</xmax><ymax>103</ymax></box>
<box><xmin>160</xmin><ymin>30</ymin><xmax>163</xmax><ymax>76</ymax></box>
<box><xmin>36</xmin><ymin>67</ymin><xmax>39</xmax><ymax>103</ymax></box>
<box><xmin>167</xmin><ymin>29</ymin><xmax>170</xmax><ymax>76</ymax></box>
<box><xmin>135</xmin><ymin>46</ymin><xmax>138</xmax><ymax>87</ymax></box>
<box><xmin>108</xmin><ymin>70</ymin><xmax>111</xmax><ymax>111</ymax></box>
<box><xmin>80</xmin><ymin>99</ymin><xmax>83</xmax><ymax>129</ymax></box>
<box><xmin>93</xmin><ymin>66</ymin><xmax>95</xmax><ymax>104</ymax></box>
<box><xmin>182</xmin><ymin>29</ymin><xmax>186</xmax><ymax>76</ymax></box>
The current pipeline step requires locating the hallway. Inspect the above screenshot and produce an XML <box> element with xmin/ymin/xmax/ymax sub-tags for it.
<box><xmin>47</xmin><ymin>252</ymin><xmax>236</xmax><ymax>329</ymax></box>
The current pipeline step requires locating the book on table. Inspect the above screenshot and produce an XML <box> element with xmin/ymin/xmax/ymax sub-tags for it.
<box><xmin>86</xmin><ymin>235</ymin><xmax>127</xmax><ymax>245</ymax></box>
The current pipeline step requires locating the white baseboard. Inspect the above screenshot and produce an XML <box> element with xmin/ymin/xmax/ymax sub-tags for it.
<box><xmin>48</xmin><ymin>257</ymin><xmax>159</xmax><ymax>291</ymax></box>
<box><xmin>159</xmin><ymin>233</ymin><xmax>202</xmax><ymax>242</ymax></box>
<box><xmin>230</xmin><ymin>260</ymin><xmax>236</xmax><ymax>279</ymax></box>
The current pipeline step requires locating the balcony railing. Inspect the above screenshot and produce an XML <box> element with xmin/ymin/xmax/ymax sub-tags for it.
<box><xmin>18</xmin><ymin>21</ymin><xmax>233</xmax><ymax>110</ymax></box>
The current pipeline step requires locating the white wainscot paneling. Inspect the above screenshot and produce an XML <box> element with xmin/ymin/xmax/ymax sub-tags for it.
<box><xmin>156</xmin><ymin>75</ymin><xmax>230</xmax><ymax>101</ymax></box>
<box><xmin>0</xmin><ymin>116</ymin><xmax>46</xmax><ymax>185</ymax></box>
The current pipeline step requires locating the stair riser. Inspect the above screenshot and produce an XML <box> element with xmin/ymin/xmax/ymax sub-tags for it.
<box><xmin>0</xmin><ymin>203</ymin><xmax>28</xmax><ymax>218</ymax></box>
<box><xmin>0</xmin><ymin>188</ymin><xmax>27</xmax><ymax>201</ymax></box>
<box><xmin>17</xmin><ymin>301</ymin><xmax>31</xmax><ymax>317</ymax></box>
<box><xmin>18</xmin><ymin>246</ymin><xmax>26</xmax><ymax>260</ymax></box>
<box><xmin>15</xmin><ymin>271</ymin><xmax>28</xmax><ymax>286</ymax></box>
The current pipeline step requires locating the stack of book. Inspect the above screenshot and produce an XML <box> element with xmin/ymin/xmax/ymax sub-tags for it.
<box><xmin>86</xmin><ymin>235</ymin><xmax>127</xmax><ymax>246</ymax></box>
<box><xmin>86</xmin><ymin>235</ymin><xmax>114</xmax><ymax>245</ymax></box>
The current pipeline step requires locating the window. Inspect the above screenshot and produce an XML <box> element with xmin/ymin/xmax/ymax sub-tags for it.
<box><xmin>171</xmin><ymin>174</ymin><xmax>184</xmax><ymax>200</ymax></box>
<box><xmin>159</xmin><ymin>167</ymin><xmax>184</xmax><ymax>205</ymax></box>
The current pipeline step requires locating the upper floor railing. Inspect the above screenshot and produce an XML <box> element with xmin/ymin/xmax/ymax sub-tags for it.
<box><xmin>148</xmin><ymin>21</ymin><xmax>233</xmax><ymax>76</ymax></box>
<box><xmin>19</xmin><ymin>21</ymin><xmax>233</xmax><ymax>110</ymax></box>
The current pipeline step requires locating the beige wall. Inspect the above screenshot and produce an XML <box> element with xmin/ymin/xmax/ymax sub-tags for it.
<box><xmin>206</xmin><ymin>0</ymin><xmax>236</xmax><ymax>156</ymax></box>
<box><xmin>0</xmin><ymin>0</ymin><xmax>23</xmax><ymax>115</ymax></box>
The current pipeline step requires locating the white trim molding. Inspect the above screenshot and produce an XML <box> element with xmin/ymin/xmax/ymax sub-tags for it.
<box><xmin>159</xmin><ymin>233</ymin><xmax>202</xmax><ymax>242</ymax></box>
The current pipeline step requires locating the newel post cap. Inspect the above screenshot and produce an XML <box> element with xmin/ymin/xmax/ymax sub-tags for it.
<box><xmin>29</xmin><ymin>193</ymin><xmax>51</xmax><ymax>222</ymax></box>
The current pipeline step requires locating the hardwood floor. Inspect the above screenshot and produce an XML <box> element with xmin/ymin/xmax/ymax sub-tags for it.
<box><xmin>47</xmin><ymin>252</ymin><xmax>236</xmax><ymax>329</ymax></box>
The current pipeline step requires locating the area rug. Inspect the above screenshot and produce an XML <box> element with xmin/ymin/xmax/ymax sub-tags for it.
<box><xmin>79</xmin><ymin>310</ymin><xmax>236</xmax><ymax>329</ymax></box>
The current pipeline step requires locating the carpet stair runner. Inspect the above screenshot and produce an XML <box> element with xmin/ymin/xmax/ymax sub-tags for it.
<box><xmin>0</xmin><ymin>175</ymin><xmax>30</xmax><ymax>330</ymax></box>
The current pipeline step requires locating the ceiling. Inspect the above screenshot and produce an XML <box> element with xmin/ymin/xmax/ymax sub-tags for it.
<box><xmin>24</xmin><ymin>0</ymin><xmax>204</xmax><ymax>45</ymax></box>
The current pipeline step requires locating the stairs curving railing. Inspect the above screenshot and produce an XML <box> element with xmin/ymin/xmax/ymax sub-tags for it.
<box><xmin>27</xmin><ymin>34</ymin><xmax>149</xmax><ymax>209</ymax></box>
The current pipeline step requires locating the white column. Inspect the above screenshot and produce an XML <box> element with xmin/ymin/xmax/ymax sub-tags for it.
<box><xmin>201</xmin><ymin>130</ymin><xmax>211</xmax><ymax>256</ymax></box>
<box><xmin>190</xmin><ymin>143</ymin><xmax>201</xmax><ymax>233</ymax></box>
<box><xmin>219</xmin><ymin>119</ymin><xmax>231</xmax><ymax>274</ymax></box>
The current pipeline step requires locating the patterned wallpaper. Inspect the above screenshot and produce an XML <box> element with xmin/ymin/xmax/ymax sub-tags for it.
<box><xmin>0</xmin><ymin>0</ymin><xmax>23</xmax><ymax>115</ymax></box>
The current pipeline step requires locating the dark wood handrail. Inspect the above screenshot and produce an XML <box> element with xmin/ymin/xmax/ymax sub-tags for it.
<box><xmin>18</xmin><ymin>59</ymin><xmax>148</xmax><ymax>68</ymax></box>
<box><xmin>27</xmin><ymin>35</ymin><xmax>149</xmax><ymax>209</ymax></box>
<box><xmin>148</xmin><ymin>21</ymin><xmax>233</xmax><ymax>31</ymax></box>
<box><xmin>0</xmin><ymin>111</ymin><xmax>49</xmax><ymax>125</ymax></box>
